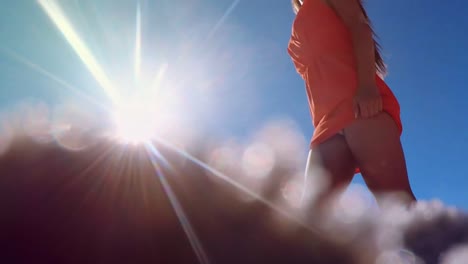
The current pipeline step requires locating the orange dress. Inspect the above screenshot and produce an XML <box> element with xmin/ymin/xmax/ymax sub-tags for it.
<box><xmin>287</xmin><ymin>0</ymin><xmax>402</xmax><ymax>148</ymax></box>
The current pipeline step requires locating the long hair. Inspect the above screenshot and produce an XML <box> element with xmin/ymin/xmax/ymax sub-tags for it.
<box><xmin>291</xmin><ymin>0</ymin><xmax>387</xmax><ymax>76</ymax></box>
<box><xmin>292</xmin><ymin>0</ymin><xmax>302</xmax><ymax>14</ymax></box>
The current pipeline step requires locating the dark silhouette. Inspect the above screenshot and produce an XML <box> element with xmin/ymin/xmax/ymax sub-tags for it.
<box><xmin>0</xmin><ymin>132</ymin><xmax>466</xmax><ymax>264</ymax></box>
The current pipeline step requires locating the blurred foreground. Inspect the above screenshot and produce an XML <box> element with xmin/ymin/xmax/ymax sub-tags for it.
<box><xmin>0</xmin><ymin>106</ymin><xmax>467</xmax><ymax>264</ymax></box>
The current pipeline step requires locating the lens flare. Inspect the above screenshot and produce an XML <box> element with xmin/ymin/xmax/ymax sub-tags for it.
<box><xmin>134</xmin><ymin>2</ymin><xmax>142</xmax><ymax>82</ymax></box>
<box><xmin>37</xmin><ymin>0</ymin><xmax>120</xmax><ymax>105</ymax></box>
<box><xmin>113</xmin><ymin>100</ymin><xmax>158</xmax><ymax>144</ymax></box>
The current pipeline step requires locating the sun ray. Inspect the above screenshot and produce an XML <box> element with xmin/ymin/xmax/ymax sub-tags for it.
<box><xmin>146</xmin><ymin>144</ymin><xmax>211</xmax><ymax>264</ymax></box>
<box><xmin>152</xmin><ymin>137</ymin><xmax>321</xmax><ymax>235</ymax></box>
<box><xmin>37</xmin><ymin>0</ymin><xmax>121</xmax><ymax>105</ymax></box>
<box><xmin>206</xmin><ymin>0</ymin><xmax>241</xmax><ymax>40</ymax></box>
<box><xmin>58</xmin><ymin>143</ymin><xmax>119</xmax><ymax>211</ymax></box>
<box><xmin>148</xmin><ymin>63</ymin><xmax>168</xmax><ymax>103</ymax></box>
<box><xmin>145</xmin><ymin>141</ymin><xmax>174</xmax><ymax>171</ymax></box>
<box><xmin>0</xmin><ymin>47</ymin><xmax>108</xmax><ymax>111</ymax></box>
<box><xmin>134</xmin><ymin>2</ymin><xmax>142</xmax><ymax>83</ymax></box>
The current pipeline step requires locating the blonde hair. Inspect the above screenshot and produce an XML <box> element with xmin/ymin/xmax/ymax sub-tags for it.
<box><xmin>292</xmin><ymin>0</ymin><xmax>301</xmax><ymax>14</ymax></box>
<box><xmin>291</xmin><ymin>0</ymin><xmax>387</xmax><ymax>75</ymax></box>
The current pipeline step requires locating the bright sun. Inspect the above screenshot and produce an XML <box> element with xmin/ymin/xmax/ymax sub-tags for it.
<box><xmin>113</xmin><ymin>101</ymin><xmax>158</xmax><ymax>144</ymax></box>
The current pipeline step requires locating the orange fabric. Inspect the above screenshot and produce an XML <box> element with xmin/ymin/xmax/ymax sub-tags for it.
<box><xmin>287</xmin><ymin>0</ymin><xmax>402</xmax><ymax>149</ymax></box>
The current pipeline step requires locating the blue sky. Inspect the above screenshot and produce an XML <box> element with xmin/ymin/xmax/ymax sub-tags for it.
<box><xmin>0</xmin><ymin>0</ymin><xmax>467</xmax><ymax>209</ymax></box>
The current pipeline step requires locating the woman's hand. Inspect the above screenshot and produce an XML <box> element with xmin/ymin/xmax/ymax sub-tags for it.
<box><xmin>353</xmin><ymin>85</ymin><xmax>382</xmax><ymax>118</ymax></box>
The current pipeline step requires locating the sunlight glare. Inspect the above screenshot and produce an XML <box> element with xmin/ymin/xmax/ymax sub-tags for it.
<box><xmin>135</xmin><ymin>2</ymin><xmax>142</xmax><ymax>82</ymax></box>
<box><xmin>37</xmin><ymin>0</ymin><xmax>121</xmax><ymax>105</ymax></box>
<box><xmin>113</xmin><ymin>99</ymin><xmax>158</xmax><ymax>144</ymax></box>
<box><xmin>146</xmin><ymin>145</ymin><xmax>210</xmax><ymax>264</ymax></box>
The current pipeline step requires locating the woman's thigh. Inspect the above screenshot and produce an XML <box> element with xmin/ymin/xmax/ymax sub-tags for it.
<box><xmin>305</xmin><ymin>134</ymin><xmax>356</xmax><ymax>201</ymax></box>
<box><xmin>343</xmin><ymin>112</ymin><xmax>416</xmax><ymax>203</ymax></box>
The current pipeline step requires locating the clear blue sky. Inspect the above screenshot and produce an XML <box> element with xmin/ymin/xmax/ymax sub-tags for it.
<box><xmin>0</xmin><ymin>0</ymin><xmax>467</xmax><ymax>209</ymax></box>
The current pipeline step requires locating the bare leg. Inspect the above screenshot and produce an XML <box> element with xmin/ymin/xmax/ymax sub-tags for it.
<box><xmin>344</xmin><ymin>112</ymin><xmax>417</xmax><ymax>207</ymax></box>
<box><xmin>304</xmin><ymin>134</ymin><xmax>356</xmax><ymax>218</ymax></box>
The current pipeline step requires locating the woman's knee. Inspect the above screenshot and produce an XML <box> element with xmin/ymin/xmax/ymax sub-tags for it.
<box><xmin>374</xmin><ymin>190</ymin><xmax>417</xmax><ymax>209</ymax></box>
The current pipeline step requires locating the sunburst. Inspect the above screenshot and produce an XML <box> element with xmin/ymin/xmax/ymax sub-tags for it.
<box><xmin>33</xmin><ymin>1</ymin><xmax>320</xmax><ymax>262</ymax></box>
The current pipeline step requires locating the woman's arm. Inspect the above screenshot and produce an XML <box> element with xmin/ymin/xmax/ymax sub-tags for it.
<box><xmin>325</xmin><ymin>0</ymin><xmax>382</xmax><ymax>118</ymax></box>
<box><xmin>326</xmin><ymin>0</ymin><xmax>375</xmax><ymax>87</ymax></box>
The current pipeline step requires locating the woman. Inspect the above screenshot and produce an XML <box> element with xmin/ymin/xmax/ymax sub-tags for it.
<box><xmin>287</xmin><ymin>0</ymin><xmax>416</xmax><ymax>212</ymax></box>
